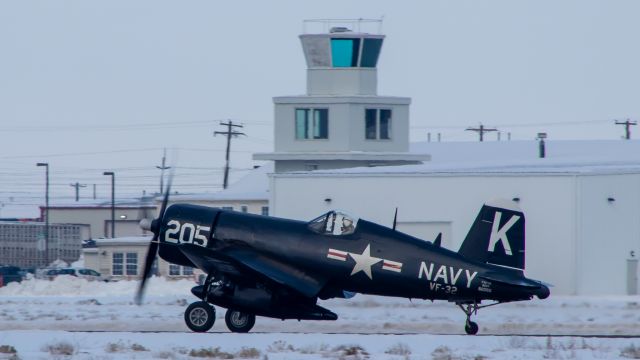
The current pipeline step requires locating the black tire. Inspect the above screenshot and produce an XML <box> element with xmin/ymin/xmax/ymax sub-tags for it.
<box><xmin>184</xmin><ymin>301</ymin><xmax>215</xmax><ymax>332</ymax></box>
<box><xmin>465</xmin><ymin>321</ymin><xmax>479</xmax><ymax>335</ymax></box>
<box><xmin>224</xmin><ymin>309</ymin><xmax>256</xmax><ymax>333</ymax></box>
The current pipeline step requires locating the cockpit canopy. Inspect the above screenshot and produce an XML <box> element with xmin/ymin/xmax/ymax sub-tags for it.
<box><xmin>308</xmin><ymin>211</ymin><xmax>359</xmax><ymax>236</ymax></box>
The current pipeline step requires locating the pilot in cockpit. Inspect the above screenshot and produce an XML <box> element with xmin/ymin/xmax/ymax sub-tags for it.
<box><xmin>340</xmin><ymin>217</ymin><xmax>354</xmax><ymax>234</ymax></box>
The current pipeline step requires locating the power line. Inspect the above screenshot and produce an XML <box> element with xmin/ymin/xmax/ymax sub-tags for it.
<box><xmin>412</xmin><ymin>118</ymin><xmax>611</xmax><ymax>129</ymax></box>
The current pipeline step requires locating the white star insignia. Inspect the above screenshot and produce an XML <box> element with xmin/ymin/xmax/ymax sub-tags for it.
<box><xmin>349</xmin><ymin>244</ymin><xmax>382</xmax><ymax>280</ymax></box>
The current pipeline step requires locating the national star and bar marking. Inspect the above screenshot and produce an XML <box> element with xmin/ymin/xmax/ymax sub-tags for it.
<box><xmin>326</xmin><ymin>244</ymin><xmax>404</xmax><ymax>279</ymax></box>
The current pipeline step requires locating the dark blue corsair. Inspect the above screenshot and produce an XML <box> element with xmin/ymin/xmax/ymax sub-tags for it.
<box><xmin>137</xmin><ymin>196</ymin><xmax>549</xmax><ymax>335</ymax></box>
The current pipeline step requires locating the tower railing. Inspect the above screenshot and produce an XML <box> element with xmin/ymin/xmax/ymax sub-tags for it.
<box><xmin>302</xmin><ymin>18</ymin><xmax>383</xmax><ymax>35</ymax></box>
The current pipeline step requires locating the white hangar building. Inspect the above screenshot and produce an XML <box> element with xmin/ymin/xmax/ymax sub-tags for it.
<box><xmin>253</xmin><ymin>21</ymin><xmax>640</xmax><ymax>296</ymax></box>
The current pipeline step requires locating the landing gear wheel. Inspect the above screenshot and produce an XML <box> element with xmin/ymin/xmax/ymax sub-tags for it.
<box><xmin>184</xmin><ymin>301</ymin><xmax>215</xmax><ymax>332</ymax></box>
<box><xmin>224</xmin><ymin>309</ymin><xmax>256</xmax><ymax>333</ymax></box>
<box><xmin>464</xmin><ymin>320</ymin><xmax>479</xmax><ymax>335</ymax></box>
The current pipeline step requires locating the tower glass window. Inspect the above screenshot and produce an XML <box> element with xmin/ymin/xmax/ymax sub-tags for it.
<box><xmin>360</xmin><ymin>38</ymin><xmax>383</xmax><ymax>67</ymax></box>
<box><xmin>331</xmin><ymin>38</ymin><xmax>360</xmax><ymax>67</ymax></box>
<box><xmin>364</xmin><ymin>109</ymin><xmax>392</xmax><ymax>140</ymax></box>
<box><xmin>295</xmin><ymin>108</ymin><xmax>328</xmax><ymax>139</ymax></box>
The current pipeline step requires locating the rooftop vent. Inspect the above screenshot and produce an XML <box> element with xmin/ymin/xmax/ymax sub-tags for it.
<box><xmin>330</xmin><ymin>26</ymin><xmax>352</xmax><ymax>33</ymax></box>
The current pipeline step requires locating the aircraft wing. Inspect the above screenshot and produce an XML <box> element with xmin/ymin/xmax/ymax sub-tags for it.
<box><xmin>177</xmin><ymin>244</ymin><xmax>244</xmax><ymax>277</ymax></box>
<box><xmin>222</xmin><ymin>248</ymin><xmax>327</xmax><ymax>298</ymax></box>
<box><xmin>176</xmin><ymin>245</ymin><xmax>327</xmax><ymax>298</ymax></box>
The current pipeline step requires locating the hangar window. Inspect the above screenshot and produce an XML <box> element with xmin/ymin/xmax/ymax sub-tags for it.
<box><xmin>308</xmin><ymin>211</ymin><xmax>359</xmax><ymax>236</ymax></box>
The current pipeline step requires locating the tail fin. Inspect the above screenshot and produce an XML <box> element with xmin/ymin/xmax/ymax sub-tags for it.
<box><xmin>458</xmin><ymin>199</ymin><xmax>525</xmax><ymax>270</ymax></box>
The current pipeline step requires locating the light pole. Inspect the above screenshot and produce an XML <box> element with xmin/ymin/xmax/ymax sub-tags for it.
<box><xmin>103</xmin><ymin>171</ymin><xmax>115</xmax><ymax>238</ymax></box>
<box><xmin>36</xmin><ymin>162</ymin><xmax>49</xmax><ymax>265</ymax></box>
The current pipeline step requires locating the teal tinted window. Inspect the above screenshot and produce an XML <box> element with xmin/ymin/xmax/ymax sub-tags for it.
<box><xmin>331</xmin><ymin>38</ymin><xmax>360</xmax><ymax>67</ymax></box>
<box><xmin>361</xmin><ymin>38</ymin><xmax>383</xmax><ymax>67</ymax></box>
<box><xmin>295</xmin><ymin>109</ymin><xmax>308</xmax><ymax>139</ymax></box>
<box><xmin>313</xmin><ymin>109</ymin><xmax>328</xmax><ymax>139</ymax></box>
<box><xmin>296</xmin><ymin>108</ymin><xmax>328</xmax><ymax>139</ymax></box>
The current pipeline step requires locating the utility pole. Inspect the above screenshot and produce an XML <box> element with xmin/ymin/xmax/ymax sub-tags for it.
<box><xmin>615</xmin><ymin>119</ymin><xmax>637</xmax><ymax>140</ymax></box>
<box><xmin>93</xmin><ymin>184</ymin><xmax>96</xmax><ymax>199</ymax></box>
<box><xmin>36</xmin><ymin>163</ymin><xmax>49</xmax><ymax>265</ymax></box>
<box><xmin>156</xmin><ymin>148</ymin><xmax>171</xmax><ymax>194</ymax></box>
<box><xmin>466</xmin><ymin>124</ymin><xmax>498</xmax><ymax>142</ymax></box>
<box><xmin>214</xmin><ymin>121</ymin><xmax>245</xmax><ymax>189</ymax></box>
<box><xmin>69</xmin><ymin>182</ymin><xmax>87</xmax><ymax>201</ymax></box>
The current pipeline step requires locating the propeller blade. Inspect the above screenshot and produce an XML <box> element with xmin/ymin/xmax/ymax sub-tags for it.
<box><xmin>135</xmin><ymin>171</ymin><xmax>173</xmax><ymax>305</ymax></box>
<box><xmin>135</xmin><ymin>236</ymin><xmax>159</xmax><ymax>305</ymax></box>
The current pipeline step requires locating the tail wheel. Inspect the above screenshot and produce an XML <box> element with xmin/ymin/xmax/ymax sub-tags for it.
<box><xmin>465</xmin><ymin>320</ymin><xmax>479</xmax><ymax>335</ymax></box>
<box><xmin>224</xmin><ymin>309</ymin><xmax>256</xmax><ymax>333</ymax></box>
<box><xmin>185</xmin><ymin>301</ymin><xmax>215</xmax><ymax>332</ymax></box>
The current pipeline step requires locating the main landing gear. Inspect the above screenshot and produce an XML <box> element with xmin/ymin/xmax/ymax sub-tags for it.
<box><xmin>184</xmin><ymin>302</ymin><xmax>257</xmax><ymax>333</ymax></box>
<box><xmin>185</xmin><ymin>274</ymin><xmax>257</xmax><ymax>333</ymax></box>
<box><xmin>224</xmin><ymin>309</ymin><xmax>256</xmax><ymax>333</ymax></box>
<box><xmin>185</xmin><ymin>301</ymin><xmax>216</xmax><ymax>332</ymax></box>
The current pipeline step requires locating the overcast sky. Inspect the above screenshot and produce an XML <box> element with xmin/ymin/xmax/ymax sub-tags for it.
<box><xmin>1</xmin><ymin>1</ymin><xmax>639</xmax><ymax>207</ymax></box>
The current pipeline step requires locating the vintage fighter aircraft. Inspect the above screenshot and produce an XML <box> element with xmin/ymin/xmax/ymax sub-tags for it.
<box><xmin>136</xmin><ymin>188</ymin><xmax>549</xmax><ymax>335</ymax></box>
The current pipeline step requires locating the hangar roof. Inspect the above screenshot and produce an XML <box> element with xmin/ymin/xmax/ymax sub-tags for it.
<box><xmin>279</xmin><ymin>140</ymin><xmax>640</xmax><ymax>177</ymax></box>
<box><xmin>167</xmin><ymin>163</ymin><xmax>272</xmax><ymax>202</ymax></box>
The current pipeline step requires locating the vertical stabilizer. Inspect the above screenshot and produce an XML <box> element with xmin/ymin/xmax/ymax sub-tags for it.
<box><xmin>458</xmin><ymin>199</ymin><xmax>525</xmax><ymax>270</ymax></box>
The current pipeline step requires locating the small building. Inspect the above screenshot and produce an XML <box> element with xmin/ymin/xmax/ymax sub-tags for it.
<box><xmin>81</xmin><ymin>166</ymin><xmax>273</xmax><ymax>280</ymax></box>
<box><xmin>0</xmin><ymin>221</ymin><xmax>89</xmax><ymax>267</ymax></box>
<box><xmin>83</xmin><ymin>236</ymin><xmax>198</xmax><ymax>280</ymax></box>
<box><xmin>47</xmin><ymin>196</ymin><xmax>157</xmax><ymax>238</ymax></box>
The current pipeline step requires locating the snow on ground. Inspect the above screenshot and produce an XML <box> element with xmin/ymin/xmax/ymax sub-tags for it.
<box><xmin>2</xmin><ymin>277</ymin><xmax>640</xmax><ymax>358</ymax></box>
<box><xmin>2</xmin><ymin>331</ymin><xmax>640</xmax><ymax>360</ymax></box>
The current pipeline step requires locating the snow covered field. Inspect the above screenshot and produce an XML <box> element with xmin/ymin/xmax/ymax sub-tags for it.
<box><xmin>1</xmin><ymin>277</ymin><xmax>640</xmax><ymax>359</ymax></box>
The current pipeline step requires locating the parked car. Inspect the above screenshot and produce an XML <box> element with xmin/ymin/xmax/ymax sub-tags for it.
<box><xmin>0</xmin><ymin>266</ymin><xmax>24</xmax><ymax>286</ymax></box>
<box><xmin>41</xmin><ymin>268</ymin><xmax>107</xmax><ymax>282</ymax></box>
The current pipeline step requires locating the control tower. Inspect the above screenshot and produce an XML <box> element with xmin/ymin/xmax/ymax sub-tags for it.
<box><xmin>254</xmin><ymin>19</ymin><xmax>430</xmax><ymax>172</ymax></box>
